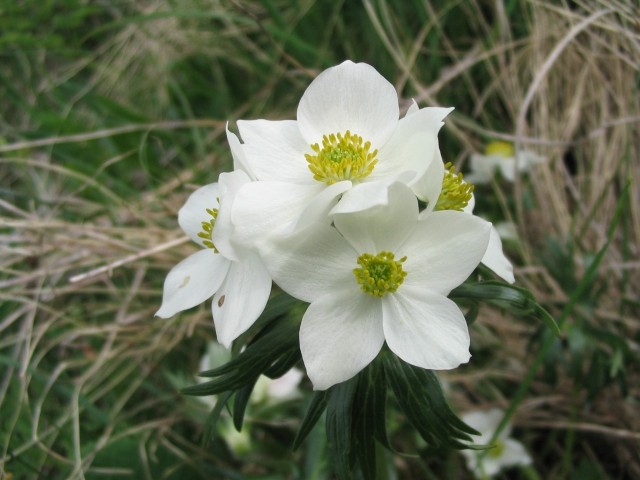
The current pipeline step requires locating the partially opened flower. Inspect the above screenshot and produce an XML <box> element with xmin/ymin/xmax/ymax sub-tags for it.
<box><xmin>230</xmin><ymin>60</ymin><xmax>453</xmax><ymax>250</ymax></box>
<box><xmin>155</xmin><ymin>170</ymin><xmax>272</xmax><ymax>348</ymax></box>
<box><xmin>461</xmin><ymin>408</ymin><xmax>532</xmax><ymax>478</ymax></box>
<box><xmin>467</xmin><ymin>141</ymin><xmax>545</xmax><ymax>184</ymax></box>
<box><xmin>264</xmin><ymin>182</ymin><xmax>491</xmax><ymax>390</ymax></box>
<box><xmin>415</xmin><ymin>153</ymin><xmax>515</xmax><ymax>283</ymax></box>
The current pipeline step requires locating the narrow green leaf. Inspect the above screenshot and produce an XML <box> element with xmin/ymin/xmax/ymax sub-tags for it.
<box><xmin>233</xmin><ymin>377</ymin><xmax>259</xmax><ymax>431</ymax></box>
<box><xmin>383</xmin><ymin>353</ymin><xmax>476</xmax><ymax>450</ymax></box>
<box><xmin>293</xmin><ymin>390</ymin><xmax>329</xmax><ymax>451</ymax></box>
<box><xmin>326</xmin><ymin>378</ymin><xmax>358</xmax><ymax>480</ymax></box>
<box><xmin>182</xmin><ymin>366</ymin><xmax>260</xmax><ymax>396</ymax></box>
<box><xmin>451</xmin><ymin>281</ymin><xmax>560</xmax><ymax>337</ymax></box>
<box><xmin>352</xmin><ymin>366</ymin><xmax>378</xmax><ymax>479</ymax></box>
<box><xmin>202</xmin><ymin>391</ymin><xmax>233</xmax><ymax>447</ymax></box>
<box><xmin>199</xmin><ymin>314</ymin><xmax>299</xmax><ymax>378</ymax></box>
<box><xmin>264</xmin><ymin>349</ymin><xmax>301</xmax><ymax>379</ymax></box>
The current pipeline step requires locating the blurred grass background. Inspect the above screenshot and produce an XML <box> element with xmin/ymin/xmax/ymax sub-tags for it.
<box><xmin>1</xmin><ymin>0</ymin><xmax>638</xmax><ymax>478</ymax></box>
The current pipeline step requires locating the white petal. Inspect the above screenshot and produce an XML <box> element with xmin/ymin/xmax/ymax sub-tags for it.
<box><xmin>226</xmin><ymin>124</ymin><xmax>254</xmax><ymax>179</ymax></box>
<box><xmin>178</xmin><ymin>183</ymin><xmax>221</xmax><ymax>247</ymax></box>
<box><xmin>475</xmin><ymin>456</ymin><xmax>502</xmax><ymax>477</ymax></box>
<box><xmin>402</xmin><ymin>210</ymin><xmax>491</xmax><ymax>295</ymax></box>
<box><xmin>237</xmin><ymin>119</ymin><xmax>311</xmax><ymax>182</ymax></box>
<box><xmin>300</xmin><ymin>290</ymin><xmax>384</xmax><ymax>390</ymax></box>
<box><xmin>372</xmin><ymin>107</ymin><xmax>453</xmax><ymax>183</ymax></box>
<box><xmin>467</xmin><ymin>153</ymin><xmax>497</xmax><ymax>184</ymax></box>
<box><xmin>382</xmin><ymin>287</ymin><xmax>471</xmax><ymax>370</ymax></box>
<box><xmin>213</xmin><ymin>170</ymin><xmax>252</xmax><ymax>261</ymax></box>
<box><xmin>267</xmin><ymin>368</ymin><xmax>304</xmax><ymax>400</ymax></box>
<box><xmin>156</xmin><ymin>249</ymin><xmax>230</xmax><ymax>318</ymax></box>
<box><xmin>405</xmin><ymin>99</ymin><xmax>419</xmax><ymax>116</ymax></box>
<box><xmin>497</xmin><ymin>156</ymin><xmax>517</xmax><ymax>182</ymax></box>
<box><xmin>413</xmin><ymin>146</ymin><xmax>445</xmax><ymax>206</ymax></box>
<box><xmin>481</xmin><ymin>227</ymin><xmax>515</xmax><ymax>283</ymax></box>
<box><xmin>297</xmin><ymin>61</ymin><xmax>399</xmax><ymax>148</ymax></box>
<box><xmin>212</xmin><ymin>252</ymin><xmax>272</xmax><ymax>348</ymax></box>
<box><xmin>263</xmin><ymin>222</ymin><xmax>355</xmax><ymax>303</ymax></box>
<box><xmin>500</xmin><ymin>438</ymin><xmax>533</xmax><ymax>467</ymax></box>
<box><xmin>230</xmin><ymin>181</ymin><xmax>325</xmax><ymax>251</ymax></box>
<box><xmin>295</xmin><ymin>180</ymin><xmax>352</xmax><ymax>230</ymax></box>
<box><xmin>333</xmin><ymin>182</ymin><xmax>418</xmax><ymax>253</ymax></box>
<box><xmin>462</xmin><ymin>409</ymin><xmax>505</xmax><ymax>443</ymax></box>
<box><xmin>330</xmin><ymin>172</ymin><xmax>415</xmax><ymax>216</ymax></box>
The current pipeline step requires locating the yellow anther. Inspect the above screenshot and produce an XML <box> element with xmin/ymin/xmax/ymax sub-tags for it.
<box><xmin>435</xmin><ymin>162</ymin><xmax>474</xmax><ymax>212</ymax></box>
<box><xmin>353</xmin><ymin>251</ymin><xmax>407</xmax><ymax>297</ymax></box>
<box><xmin>197</xmin><ymin>207</ymin><xmax>219</xmax><ymax>251</ymax></box>
<box><xmin>305</xmin><ymin>131</ymin><xmax>377</xmax><ymax>185</ymax></box>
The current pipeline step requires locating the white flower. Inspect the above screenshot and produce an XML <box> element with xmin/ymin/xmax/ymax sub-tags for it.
<box><xmin>264</xmin><ymin>182</ymin><xmax>491</xmax><ymax>390</ymax></box>
<box><xmin>461</xmin><ymin>408</ymin><xmax>532</xmax><ymax>478</ymax></box>
<box><xmin>467</xmin><ymin>141</ymin><xmax>545</xmax><ymax>184</ymax></box>
<box><xmin>252</xmin><ymin>368</ymin><xmax>304</xmax><ymax>404</ymax></box>
<box><xmin>155</xmin><ymin>171</ymin><xmax>272</xmax><ymax>348</ymax></box>
<box><xmin>414</xmin><ymin>151</ymin><xmax>515</xmax><ymax>284</ymax></box>
<box><xmin>229</xmin><ymin>60</ymin><xmax>453</xmax><ymax>250</ymax></box>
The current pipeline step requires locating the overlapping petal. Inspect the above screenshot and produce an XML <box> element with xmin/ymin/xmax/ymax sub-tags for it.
<box><xmin>403</xmin><ymin>210</ymin><xmax>491</xmax><ymax>295</ymax></box>
<box><xmin>226</xmin><ymin>125</ymin><xmax>254</xmax><ymax>178</ymax></box>
<box><xmin>230</xmin><ymin>181</ymin><xmax>324</xmax><ymax>249</ymax></box>
<box><xmin>178</xmin><ymin>183</ymin><xmax>221</xmax><ymax>247</ymax></box>
<box><xmin>297</xmin><ymin>61</ymin><xmax>399</xmax><ymax>147</ymax></box>
<box><xmin>372</xmin><ymin>107</ymin><xmax>452</xmax><ymax>184</ymax></box>
<box><xmin>214</xmin><ymin>170</ymin><xmax>252</xmax><ymax>260</ymax></box>
<box><xmin>236</xmin><ymin>119</ymin><xmax>311</xmax><ymax>182</ymax></box>
<box><xmin>333</xmin><ymin>181</ymin><xmax>418</xmax><ymax>253</ymax></box>
<box><xmin>382</xmin><ymin>286</ymin><xmax>471</xmax><ymax>370</ymax></box>
<box><xmin>212</xmin><ymin>252</ymin><xmax>272</xmax><ymax>348</ymax></box>
<box><xmin>300</xmin><ymin>289</ymin><xmax>385</xmax><ymax>390</ymax></box>
<box><xmin>156</xmin><ymin>249</ymin><xmax>230</xmax><ymax>318</ymax></box>
<box><xmin>412</xmin><ymin>146</ymin><xmax>445</xmax><ymax>205</ymax></box>
<box><xmin>263</xmin><ymin>223</ymin><xmax>355</xmax><ymax>303</ymax></box>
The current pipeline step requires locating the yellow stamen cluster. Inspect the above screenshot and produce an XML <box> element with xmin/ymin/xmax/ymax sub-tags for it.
<box><xmin>353</xmin><ymin>251</ymin><xmax>407</xmax><ymax>297</ymax></box>
<box><xmin>305</xmin><ymin>131</ymin><xmax>378</xmax><ymax>185</ymax></box>
<box><xmin>485</xmin><ymin>140</ymin><xmax>514</xmax><ymax>158</ymax></box>
<box><xmin>434</xmin><ymin>162</ymin><xmax>474</xmax><ymax>212</ymax></box>
<box><xmin>197</xmin><ymin>207</ymin><xmax>219</xmax><ymax>251</ymax></box>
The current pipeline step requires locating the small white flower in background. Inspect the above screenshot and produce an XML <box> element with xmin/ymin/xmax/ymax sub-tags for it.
<box><xmin>155</xmin><ymin>169</ymin><xmax>272</xmax><ymax>348</ymax></box>
<box><xmin>461</xmin><ymin>408</ymin><xmax>532</xmax><ymax>478</ymax></box>
<box><xmin>229</xmin><ymin>60</ymin><xmax>453</xmax><ymax>251</ymax></box>
<box><xmin>264</xmin><ymin>182</ymin><xmax>491</xmax><ymax>390</ymax></box>
<box><xmin>467</xmin><ymin>140</ymin><xmax>545</xmax><ymax>184</ymax></box>
<box><xmin>252</xmin><ymin>367</ymin><xmax>304</xmax><ymax>404</ymax></box>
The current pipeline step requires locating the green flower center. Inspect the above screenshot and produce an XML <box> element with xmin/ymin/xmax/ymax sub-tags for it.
<box><xmin>434</xmin><ymin>162</ymin><xmax>474</xmax><ymax>212</ymax></box>
<box><xmin>485</xmin><ymin>140</ymin><xmax>514</xmax><ymax>158</ymax></box>
<box><xmin>197</xmin><ymin>207</ymin><xmax>219</xmax><ymax>251</ymax></box>
<box><xmin>305</xmin><ymin>131</ymin><xmax>378</xmax><ymax>185</ymax></box>
<box><xmin>488</xmin><ymin>439</ymin><xmax>506</xmax><ymax>459</ymax></box>
<box><xmin>353</xmin><ymin>251</ymin><xmax>407</xmax><ymax>297</ymax></box>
